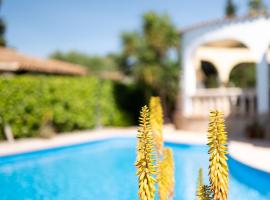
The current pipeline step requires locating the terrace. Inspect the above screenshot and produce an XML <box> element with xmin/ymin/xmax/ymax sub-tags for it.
<box><xmin>176</xmin><ymin>15</ymin><xmax>270</xmax><ymax>137</ymax></box>
<box><xmin>0</xmin><ymin>0</ymin><xmax>270</xmax><ymax>199</ymax></box>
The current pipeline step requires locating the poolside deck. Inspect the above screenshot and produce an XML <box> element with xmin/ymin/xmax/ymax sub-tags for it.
<box><xmin>0</xmin><ymin>126</ymin><xmax>269</xmax><ymax>173</ymax></box>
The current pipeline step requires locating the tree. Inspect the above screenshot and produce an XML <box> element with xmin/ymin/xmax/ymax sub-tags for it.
<box><xmin>50</xmin><ymin>51</ymin><xmax>118</xmax><ymax>73</ymax></box>
<box><xmin>248</xmin><ymin>0</ymin><xmax>268</xmax><ymax>16</ymax></box>
<box><xmin>119</xmin><ymin>12</ymin><xmax>180</xmax><ymax>120</ymax></box>
<box><xmin>0</xmin><ymin>0</ymin><xmax>6</xmax><ymax>46</ymax></box>
<box><xmin>225</xmin><ymin>0</ymin><xmax>237</xmax><ymax>18</ymax></box>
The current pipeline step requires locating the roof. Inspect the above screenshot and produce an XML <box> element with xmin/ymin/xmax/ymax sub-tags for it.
<box><xmin>180</xmin><ymin>14</ymin><xmax>270</xmax><ymax>33</ymax></box>
<box><xmin>0</xmin><ymin>47</ymin><xmax>88</xmax><ymax>75</ymax></box>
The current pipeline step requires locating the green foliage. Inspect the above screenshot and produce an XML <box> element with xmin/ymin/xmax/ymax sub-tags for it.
<box><xmin>142</xmin><ymin>12</ymin><xmax>179</xmax><ymax>59</ymax></box>
<box><xmin>113</xmin><ymin>81</ymin><xmax>147</xmax><ymax>124</ymax></box>
<box><xmin>196</xmin><ymin>168</ymin><xmax>213</xmax><ymax>200</ymax></box>
<box><xmin>201</xmin><ymin>61</ymin><xmax>219</xmax><ymax>88</ymax></box>
<box><xmin>225</xmin><ymin>0</ymin><xmax>237</xmax><ymax>18</ymax></box>
<box><xmin>0</xmin><ymin>0</ymin><xmax>6</xmax><ymax>46</ymax></box>
<box><xmin>119</xmin><ymin>11</ymin><xmax>180</xmax><ymax>120</ymax></box>
<box><xmin>38</xmin><ymin>111</ymin><xmax>55</xmax><ymax>139</ymax></box>
<box><xmin>248</xmin><ymin>0</ymin><xmax>268</xmax><ymax>16</ymax></box>
<box><xmin>0</xmin><ymin>75</ymin><xmax>131</xmax><ymax>139</ymax></box>
<box><xmin>50</xmin><ymin>51</ymin><xmax>118</xmax><ymax>73</ymax></box>
<box><xmin>121</xmin><ymin>31</ymin><xmax>141</xmax><ymax>57</ymax></box>
<box><xmin>229</xmin><ymin>63</ymin><xmax>256</xmax><ymax>88</ymax></box>
<box><xmin>197</xmin><ymin>185</ymin><xmax>213</xmax><ymax>200</ymax></box>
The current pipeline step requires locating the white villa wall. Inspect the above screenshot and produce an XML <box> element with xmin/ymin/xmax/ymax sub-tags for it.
<box><xmin>181</xmin><ymin>16</ymin><xmax>270</xmax><ymax>117</ymax></box>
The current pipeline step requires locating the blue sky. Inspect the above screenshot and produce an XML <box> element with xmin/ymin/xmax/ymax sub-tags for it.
<box><xmin>2</xmin><ymin>0</ymin><xmax>270</xmax><ymax>58</ymax></box>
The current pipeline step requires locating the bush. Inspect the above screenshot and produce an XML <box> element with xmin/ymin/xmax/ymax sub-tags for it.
<box><xmin>0</xmin><ymin>75</ymin><xmax>131</xmax><ymax>139</ymax></box>
<box><xmin>113</xmin><ymin>81</ymin><xmax>147</xmax><ymax>124</ymax></box>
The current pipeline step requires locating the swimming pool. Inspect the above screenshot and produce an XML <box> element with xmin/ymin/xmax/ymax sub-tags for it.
<box><xmin>0</xmin><ymin>138</ymin><xmax>269</xmax><ymax>200</ymax></box>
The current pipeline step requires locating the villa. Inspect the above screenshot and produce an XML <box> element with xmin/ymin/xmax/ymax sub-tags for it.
<box><xmin>175</xmin><ymin>14</ymin><xmax>270</xmax><ymax>138</ymax></box>
<box><xmin>0</xmin><ymin>2</ymin><xmax>269</xmax><ymax>199</ymax></box>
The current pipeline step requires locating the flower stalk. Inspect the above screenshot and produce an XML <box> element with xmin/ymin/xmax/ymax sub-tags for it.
<box><xmin>207</xmin><ymin>111</ymin><xmax>229</xmax><ymax>200</ymax></box>
<box><xmin>150</xmin><ymin>96</ymin><xmax>164</xmax><ymax>158</ymax></box>
<box><xmin>135</xmin><ymin>105</ymin><xmax>156</xmax><ymax>200</ymax></box>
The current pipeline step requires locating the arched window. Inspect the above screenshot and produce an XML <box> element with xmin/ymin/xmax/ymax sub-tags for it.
<box><xmin>200</xmin><ymin>61</ymin><xmax>219</xmax><ymax>88</ymax></box>
<box><xmin>229</xmin><ymin>63</ymin><xmax>256</xmax><ymax>88</ymax></box>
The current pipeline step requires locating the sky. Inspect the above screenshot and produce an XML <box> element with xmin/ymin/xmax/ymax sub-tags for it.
<box><xmin>2</xmin><ymin>0</ymin><xmax>270</xmax><ymax>58</ymax></box>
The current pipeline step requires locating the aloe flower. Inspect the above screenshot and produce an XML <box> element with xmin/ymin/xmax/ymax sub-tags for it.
<box><xmin>196</xmin><ymin>168</ymin><xmax>213</xmax><ymax>200</ymax></box>
<box><xmin>150</xmin><ymin>97</ymin><xmax>163</xmax><ymax>158</ymax></box>
<box><xmin>158</xmin><ymin>148</ymin><xmax>175</xmax><ymax>200</ymax></box>
<box><xmin>135</xmin><ymin>105</ymin><xmax>156</xmax><ymax>200</ymax></box>
<box><xmin>207</xmin><ymin>111</ymin><xmax>229</xmax><ymax>200</ymax></box>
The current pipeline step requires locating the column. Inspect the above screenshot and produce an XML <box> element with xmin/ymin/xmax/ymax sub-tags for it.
<box><xmin>182</xmin><ymin>49</ymin><xmax>197</xmax><ymax>117</ymax></box>
<box><xmin>256</xmin><ymin>52</ymin><xmax>269</xmax><ymax>114</ymax></box>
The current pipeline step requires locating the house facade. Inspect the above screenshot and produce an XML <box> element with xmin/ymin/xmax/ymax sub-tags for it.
<box><xmin>176</xmin><ymin>15</ymin><xmax>270</xmax><ymax>137</ymax></box>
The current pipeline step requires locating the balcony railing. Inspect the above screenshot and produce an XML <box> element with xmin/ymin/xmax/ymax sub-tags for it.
<box><xmin>190</xmin><ymin>88</ymin><xmax>256</xmax><ymax>118</ymax></box>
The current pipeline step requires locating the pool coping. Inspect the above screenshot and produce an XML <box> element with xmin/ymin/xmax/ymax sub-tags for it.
<box><xmin>0</xmin><ymin>126</ymin><xmax>269</xmax><ymax>174</ymax></box>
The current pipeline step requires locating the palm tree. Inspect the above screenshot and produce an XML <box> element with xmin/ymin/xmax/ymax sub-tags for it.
<box><xmin>225</xmin><ymin>0</ymin><xmax>237</xmax><ymax>18</ymax></box>
<box><xmin>248</xmin><ymin>0</ymin><xmax>268</xmax><ymax>16</ymax></box>
<box><xmin>0</xmin><ymin>0</ymin><xmax>6</xmax><ymax>46</ymax></box>
<box><xmin>119</xmin><ymin>12</ymin><xmax>180</xmax><ymax>121</ymax></box>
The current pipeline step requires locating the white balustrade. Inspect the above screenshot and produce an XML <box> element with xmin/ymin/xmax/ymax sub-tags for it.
<box><xmin>189</xmin><ymin>88</ymin><xmax>256</xmax><ymax>118</ymax></box>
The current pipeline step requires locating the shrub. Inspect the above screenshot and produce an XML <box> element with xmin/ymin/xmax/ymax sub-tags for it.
<box><xmin>0</xmin><ymin>75</ymin><xmax>131</xmax><ymax>139</ymax></box>
<box><xmin>113</xmin><ymin>81</ymin><xmax>147</xmax><ymax>124</ymax></box>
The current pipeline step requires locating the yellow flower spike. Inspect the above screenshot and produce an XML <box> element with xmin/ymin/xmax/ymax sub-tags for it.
<box><xmin>207</xmin><ymin>111</ymin><xmax>229</xmax><ymax>200</ymax></box>
<box><xmin>149</xmin><ymin>96</ymin><xmax>164</xmax><ymax>158</ymax></box>
<box><xmin>135</xmin><ymin>105</ymin><xmax>156</xmax><ymax>200</ymax></box>
<box><xmin>197</xmin><ymin>185</ymin><xmax>213</xmax><ymax>200</ymax></box>
<box><xmin>158</xmin><ymin>148</ymin><xmax>175</xmax><ymax>200</ymax></box>
<box><xmin>196</xmin><ymin>168</ymin><xmax>204</xmax><ymax>199</ymax></box>
<box><xmin>196</xmin><ymin>168</ymin><xmax>213</xmax><ymax>200</ymax></box>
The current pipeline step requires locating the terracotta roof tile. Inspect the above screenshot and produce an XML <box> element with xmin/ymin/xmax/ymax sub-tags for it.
<box><xmin>0</xmin><ymin>47</ymin><xmax>88</xmax><ymax>75</ymax></box>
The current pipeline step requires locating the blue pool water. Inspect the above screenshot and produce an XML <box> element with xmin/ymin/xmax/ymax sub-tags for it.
<box><xmin>0</xmin><ymin>138</ymin><xmax>269</xmax><ymax>200</ymax></box>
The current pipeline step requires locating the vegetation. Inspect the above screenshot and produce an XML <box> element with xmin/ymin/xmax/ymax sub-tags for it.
<box><xmin>158</xmin><ymin>148</ymin><xmax>175</xmax><ymax>200</ymax></box>
<box><xmin>248</xmin><ymin>0</ymin><xmax>268</xmax><ymax>16</ymax></box>
<box><xmin>207</xmin><ymin>111</ymin><xmax>229</xmax><ymax>200</ymax></box>
<box><xmin>201</xmin><ymin>61</ymin><xmax>219</xmax><ymax>88</ymax></box>
<box><xmin>0</xmin><ymin>75</ymin><xmax>131</xmax><ymax>139</ymax></box>
<box><xmin>225</xmin><ymin>0</ymin><xmax>237</xmax><ymax>18</ymax></box>
<box><xmin>150</xmin><ymin>97</ymin><xmax>163</xmax><ymax>157</ymax></box>
<box><xmin>50</xmin><ymin>51</ymin><xmax>118</xmax><ymax>73</ymax></box>
<box><xmin>229</xmin><ymin>63</ymin><xmax>256</xmax><ymax>88</ymax></box>
<box><xmin>52</xmin><ymin>12</ymin><xmax>180</xmax><ymax>122</ymax></box>
<box><xmin>197</xmin><ymin>111</ymin><xmax>229</xmax><ymax>200</ymax></box>
<box><xmin>0</xmin><ymin>0</ymin><xmax>6</xmax><ymax>46</ymax></box>
<box><xmin>135</xmin><ymin>102</ymin><xmax>229</xmax><ymax>200</ymax></box>
<box><xmin>197</xmin><ymin>169</ymin><xmax>212</xmax><ymax>200</ymax></box>
<box><xmin>197</xmin><ymin>185</ymin><xmax>213</xmax><ymax>200</ymax></box>
<box><xmin>119</xmin><ymin>12</ymin><xmax>180</xmax><ymax>120</ymax></box>
<box><xmin>136</xmin><ymin>97</ymin><xmax>175</xmax><ymax>200</ymax></box>
<box><xmin>135</xmin><ymin>106</ymin><xmax>156</xmax><ymax>200</ymax></box>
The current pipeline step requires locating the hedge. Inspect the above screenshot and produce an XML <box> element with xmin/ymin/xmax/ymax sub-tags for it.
<box><xmin>0</xmin><ymin>75</ymin><xmax>131</xmax><ymax>139</ymax></box>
